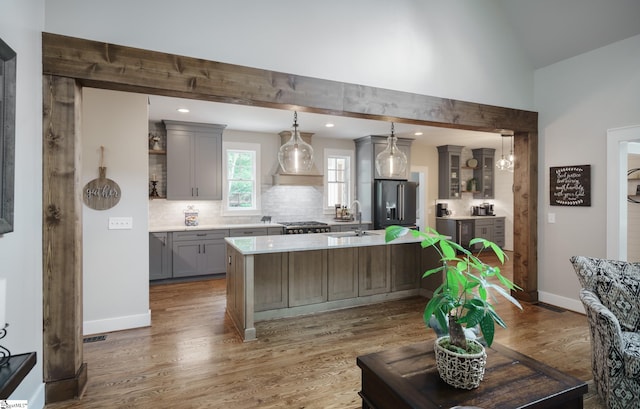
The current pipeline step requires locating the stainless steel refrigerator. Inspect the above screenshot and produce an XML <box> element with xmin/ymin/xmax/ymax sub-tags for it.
<box><xmin>373</xmin><ymin>180</ymin><xmax>417</xmax><ymax>229</ymax></box>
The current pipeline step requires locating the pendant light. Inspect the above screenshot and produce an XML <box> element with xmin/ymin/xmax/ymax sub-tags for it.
<box><xmin>277</xmin><ymin>111</ymin><xmax>314</xmax><ymax>173</ymax></box>
<box><xmin>375</xmin><ymin>122</ymin><xmax>408</xmax><ymax>178</ymax></box>
<box><xmin>496</xmin><ymin>134</ymin><xmax>512</xmax><ymax>171</ymax></box>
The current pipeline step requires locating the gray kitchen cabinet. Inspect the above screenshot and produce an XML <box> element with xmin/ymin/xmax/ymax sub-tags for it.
<box><xmin>472</xmin><ymin>148</ymin><xmax>495</xmax><ymax>199</ymax></box>
<box><xmin>149</xmin><ymin>232</ymin><xmax>172</xmax><ymax>280</ymax></box>
<box><xmin>229</xmin><ymin>226</ymin><xmax>283</xmax><ymax>236</ymax></box>
<box><xmin>358</xmin><ymin>245</ymin><xmax>390</xmax><ymax>296</ymax></box>
<box><xmin>335</xmin><ymin>223</ymin><xmax>372</xmax><ymax>232</ymax></box>
<box><xmin>436</xmin><ymin>218</ymin><xmax>457</xmax><ymax>243</ymax></box>
<box><xmin>328</xmin><ymin>247</ymin><xmax>358</xmax><ymax>301</ymax></box>
<box><xmin>164</xmin><ymin>120</ymin><xmax>226</xmax><ymax>200</ymax></box>
<box><xmin>472</xmin><ymin>216</ymin><xmax>505</xmax><ymax>250</ymax></box>
<box><xmin>288</xmin><ymin>249</ymin><xmax>328</xmax><ymax>307</ymax></box>
<box><xmin>437</xmin><ymin>145</ymin><xmax>463</xmax><ymax>199</ymax></box>
<box><xmin>229</xmin><ymin>227</ymin><xmax>269</xmax><ymax>237</ymax></box>
<box><xmin>492</xmin><ymin>217</ymin><xmax>505</xmax><ymax>248</ymax></box>
<box><xmin>172</xmin><ymin>229</ymin><xmax>229</xmax><ymax>277</ymax></box>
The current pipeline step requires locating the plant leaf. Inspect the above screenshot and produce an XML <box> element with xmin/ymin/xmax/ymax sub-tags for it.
<box><xmin>480</xmin><ymin>314</ymin><xmax>495</xmax><ymax>346</ymax></box>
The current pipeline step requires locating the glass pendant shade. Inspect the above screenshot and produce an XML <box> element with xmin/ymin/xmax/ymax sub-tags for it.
<box><xmin>375</xmin><ymin>123</ymin><xmax>407</xmax><ymax>178</ymax></box>
<box><xmin>507</xmin><ymin>135</ymin><xmax>515</xmax><ymax>172</ymax></box>
<box><xmin>496</xmin><ymin>134</ymin><xmax>513</xmax><ymax>171</ymax></box>
<box><xmin>278</xmin><ymin>112</ymin><xmax>314</xmax><ymax>173</ymax></box>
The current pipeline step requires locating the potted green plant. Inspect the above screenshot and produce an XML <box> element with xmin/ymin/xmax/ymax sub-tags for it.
<box><xmin>385</xmin><ymin>225</ymin><xmax>523</xmax><ymax>389</ymax></box>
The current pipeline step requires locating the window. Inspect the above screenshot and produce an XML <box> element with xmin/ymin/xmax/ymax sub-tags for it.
<box><xmin>223</xmin><ymin>142</ymin><xmax>260</xmax><ymax>213</ymax></box>
<box><xmin>325</xmin><ymin>149</ymin><xmax>353</xmax><ymax>210</ymax></box>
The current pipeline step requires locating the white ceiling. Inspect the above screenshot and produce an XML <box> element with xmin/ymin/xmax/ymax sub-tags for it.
<box><xmin>147</xmin><ymin>0</ymin><xmax>640</xmax><ymax>150</ymax></box>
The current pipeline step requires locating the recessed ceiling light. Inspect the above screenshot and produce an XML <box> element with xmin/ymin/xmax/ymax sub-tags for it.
<box><xmin>325</xmin><ymin>123</ymin><xmax>335</xmax><ymax>128</ymax></box>
<box><xmin>414</xmin><ymin>131</ymin><xmax>423</xmax><ymax>136</ymax></box>
<box><xmin>177</xmin><ymin>108</ymin><xmax>190</xmax><ymax>113</ymax></box>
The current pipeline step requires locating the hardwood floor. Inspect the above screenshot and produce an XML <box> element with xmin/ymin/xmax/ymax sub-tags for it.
<box><xmin>45</xmin><ymin>252</ymin><xmax>593</xmax><ymax>408</ymax></box>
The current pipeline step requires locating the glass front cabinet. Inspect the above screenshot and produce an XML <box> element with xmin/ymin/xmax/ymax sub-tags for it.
<box><xmin>437</xmin><ymin>145</ymin><xmax>463</xmax><ymax>199</ymax></box>
<box><xmin>472</xmin><ymin>148</ymin><xmax>495</xmax><ymax>199</ymax></box>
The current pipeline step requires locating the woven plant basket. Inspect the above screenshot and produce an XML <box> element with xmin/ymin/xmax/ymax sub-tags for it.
<box><xmin>434</xmin><ymin>336</ymin><xmax>487</xmax><ymax>389</ymax></box>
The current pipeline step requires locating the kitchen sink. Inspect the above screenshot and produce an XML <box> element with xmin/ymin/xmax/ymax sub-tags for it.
<box><xmin>327</xmin><ymin>231</ymin><xmax>380</xmax><ymax>238</ymax></box>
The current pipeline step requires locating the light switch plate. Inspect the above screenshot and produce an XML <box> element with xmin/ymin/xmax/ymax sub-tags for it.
<box><xmin>108</xmin><ymin>217</ymin><xmax>133</xmax><ymax>230</ymax></box>
<box><xmin>548</xmin><ymin>213</ymin><xmax>556</xmax><ymax>224</ymax></box>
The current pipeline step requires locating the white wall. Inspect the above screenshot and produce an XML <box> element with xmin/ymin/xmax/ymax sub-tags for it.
<box><xmin>535</xmin><ymin>34</ymin><xmax>640</xmax><ymax>311</ymax></box>
<box><xmin>82</xmin><ymin>88</ymin><xmax>150</xmax><ymax>335</ymax></box>
<box><xmin>0</xmin><ymin>0</ymin><xmax>45</xmax><ymax>406</ymax></box>
<box><xmin>43</xmin><ymin>0</ymin><xmax>533</xmax><ymax>111</ymax></box>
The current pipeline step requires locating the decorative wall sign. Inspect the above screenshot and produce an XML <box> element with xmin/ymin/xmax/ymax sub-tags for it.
<box><xmin>83</xmin><ymin>146</ymin><xmax>121</xmax><ymax>210</ymax></box>
<box><xmin>550</xmin><ymin>165</ymin><xmax>591</xmax><ymax>206</ymax></box>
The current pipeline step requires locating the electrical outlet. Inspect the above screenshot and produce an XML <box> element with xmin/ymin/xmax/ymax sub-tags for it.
<box><xmin>108</xmin><ymin>217</ymin><xmax>133</xmax><ymax>230</ymax></box>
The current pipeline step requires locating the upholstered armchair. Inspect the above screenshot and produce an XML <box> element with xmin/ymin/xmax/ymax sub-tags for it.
<box><xmin>570</xmin><ymin>255</ymin><xmax>640</xmax><ymax>409</ymax></box>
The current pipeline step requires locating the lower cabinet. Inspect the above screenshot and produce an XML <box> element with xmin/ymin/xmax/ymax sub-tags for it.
<box><xmin>391</xmin><ymin>243</ymin><xmax>420</xmax><ymax>291</ymax></box>
<box><xmin>254</xmin><ymin>253</ymin><xmax>288</xmax><ymax>311</ymax></box>
<box><xmin>150</xmin><ymin>230</ymin><xmax>228</xmax><ymax>281</ymax></box>
<box><xmin>472</xmin><ymin>217</ymin><xmax>506</xmax><ymax>250</ymax></box>
<box><xmin>358</xmin><ymin>245</ymin><xmax>391</xmax><ymax>296</ymax></box>
<box><xmin>288</xmin><ymin>250</ymin><xmax>328</xmax><ymax>307</ymax></box>
<box><xmin>149</xmin><ymin>232</ymin><xmax>171</xmax><ymax>280</ymax></box>
<box><xmin>327</xmin><ymin>247</ymin><xmax>358</xmax><ymax>301</ymax></box>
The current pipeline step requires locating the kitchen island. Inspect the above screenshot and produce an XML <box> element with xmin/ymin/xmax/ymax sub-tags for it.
<box><xmin>225</xmin><ymin>230</ymin><xmax>441</xmax><ymax>341</ymax></box>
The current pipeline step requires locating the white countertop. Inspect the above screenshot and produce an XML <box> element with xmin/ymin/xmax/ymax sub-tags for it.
<box><xmin>149</xmin><ymin>223</ymin><xmax>282</xmax><ymax>233</ymax></box>
<box><xmin>436</xmin><ymin>215</ymin><xmax>505</xmax><ymax>220</ymax></box>
<box><xmin>225</xmin><ymin>229</ymin><xmax>425</xmax><ymax>255</ymax></box>
<box><xmin>149</xmin><ymin>220</ymin><xmax>370</xmax><ymax>233</ymax></box>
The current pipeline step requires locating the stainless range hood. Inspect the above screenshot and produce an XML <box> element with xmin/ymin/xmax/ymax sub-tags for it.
<box><xmin>273</xmin><ymin>130</ymin><xmax>323</xmax><ymax>186</ymax></box>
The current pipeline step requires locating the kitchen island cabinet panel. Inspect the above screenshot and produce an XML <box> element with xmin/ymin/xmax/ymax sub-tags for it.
<box><xmin>288</xmin><ymin>250</ymin><xmax>328</xmax><ymax>307</ymax></box>
<box><xmin>358</xmin><ymin>245</ymin><xmax>390</xmax><ymax>296</ymax></box>
<box><xmin>254</xmin><ymin>253</ymin><xmax>288</xmax><ymax>311</ymax></box>
<box><xmin>391</xmin><ymin>243</ymin><xmax>420</xmax><ymax>291</ymax></box>
<box><xmin>225</xmin><ymin>231</ymin><xmax>435</xmax><ymax>341</ymax></box>
<box><xmin>327</xmin><ymin>247</ymin><xmax>359</xmax><ymax>301</ymax></box>
<box><xmin>226</xmin><ymin>245</ymin><xmax>254</xmax><ymax>341</ymax></box>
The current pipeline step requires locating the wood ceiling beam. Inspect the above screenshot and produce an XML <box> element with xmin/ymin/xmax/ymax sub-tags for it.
<box><xmin>42</xmin><ymin>32</ymin><xmax>537</xmax><ymax>134</ymax></box>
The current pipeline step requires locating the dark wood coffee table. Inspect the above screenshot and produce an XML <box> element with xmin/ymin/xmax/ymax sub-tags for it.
<box><xmin>357</xmin><ymin>341</ymin><xmax>587</xmax><ymax>409</ymax></box>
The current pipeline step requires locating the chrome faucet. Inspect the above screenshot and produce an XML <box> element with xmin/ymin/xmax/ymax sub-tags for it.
<box><xmin>350</xmin><ymin>200</ymin><xmax>363</xmax><ymax>236</ymax></box>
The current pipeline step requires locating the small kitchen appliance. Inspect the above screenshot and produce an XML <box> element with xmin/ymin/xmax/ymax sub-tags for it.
<box><xmin>436</xmin><ymin>203</ymin><xmax>451</xmax><ymax>217</ymax></box>
<box><xmin>280</xmin><ymin>221</ymin><xmax>331</xmax><ymax>234</ymax></box>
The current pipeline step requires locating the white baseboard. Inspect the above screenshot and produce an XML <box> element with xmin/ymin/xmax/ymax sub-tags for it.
<box><xmin>25</xmin><ymin>383</ymin><xmax>45</xmax><ymax>409</ymax></box>
<box><xmin>538</xmin><ymin>291</ymin><xmax>585</xmax><ymax>314</ymax></box>
<box><xmin>83</xmin><ymin>309</ymin><xmax>151</xmax><ymax>336</ymax></box>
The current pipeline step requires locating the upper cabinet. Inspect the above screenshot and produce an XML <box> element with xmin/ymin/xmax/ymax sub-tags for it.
<box><xmin>472</xmin><ymin>148</ymin><xmax>495</xmax><ymax>199</ymax></box>
<box><xmin>437</xmin><ymin>145</ymin><xmax>463</xmax><ymax>199</ymax></box>
<box><xmin>164</xmin><ymin>120</ymin><xmax>226</xmax><ymax>200</ymax></box>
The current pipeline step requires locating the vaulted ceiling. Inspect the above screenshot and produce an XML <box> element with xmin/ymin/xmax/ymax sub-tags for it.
<box><xmin>147</xmin><ymin>0</ymin><xmax>640</xmax><ymax>148</ymax></box>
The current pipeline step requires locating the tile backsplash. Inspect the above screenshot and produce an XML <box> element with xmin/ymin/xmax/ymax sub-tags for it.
<box><xmin>148</xmin><ymin>184</ymin><xmax>327</xmax><ymax>228</ymax></box>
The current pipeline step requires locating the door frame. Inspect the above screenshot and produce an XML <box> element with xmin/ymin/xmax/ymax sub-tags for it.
<box><xmin>41</xmin><ymin>32</ymin><xmax>538</xmax><ymax>403</ymax></box>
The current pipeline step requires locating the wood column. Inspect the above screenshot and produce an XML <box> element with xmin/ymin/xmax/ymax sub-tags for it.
<box><xmin>512</xmin><ymin>131</ymin><xmax>538</xmax><ymax>302</ymax></box>
<box><xmin>42</xmin><ymin>75</ymin><xmax>87</xmax><ymax>403</ymax></box>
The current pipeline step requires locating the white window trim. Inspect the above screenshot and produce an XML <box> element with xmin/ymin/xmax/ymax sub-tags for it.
<box><xmin>324</xmin><ymin>148</ymin><xmax>354</xmax><ymax>214</ymax></box>
<box><xmin>222</xmin><ymin>141</ymin><xmax>261</xmax><ymax>216</ymax></box>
